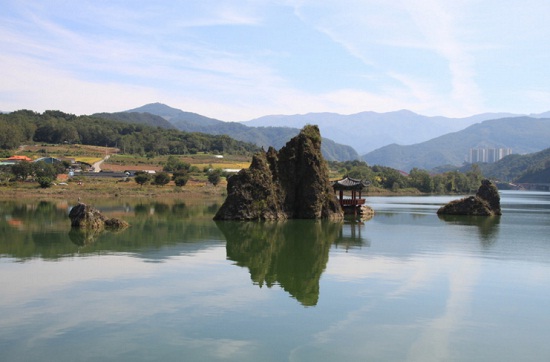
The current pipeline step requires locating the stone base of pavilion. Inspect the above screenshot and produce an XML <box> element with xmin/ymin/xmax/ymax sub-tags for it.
<box><xmin>342</xmin><ymin>204</ymin><xmax>375</xmax><ymax>220</ymax></box>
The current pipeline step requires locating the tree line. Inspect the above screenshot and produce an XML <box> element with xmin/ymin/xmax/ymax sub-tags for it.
<box><xmin>329</xmin><ymin>160</ymin><xmax>484</xmax><ymax>194</ymax></box>
<box><xmin>0</xmin><ymin>110</ymin><xmax>260</xmax><ymax>156</ymax></box>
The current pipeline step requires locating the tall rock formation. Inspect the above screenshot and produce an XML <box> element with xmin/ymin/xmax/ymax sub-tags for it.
<box><xmin>437</xmin><ymin>179</ymin><xmax>502</xmax><ymax>216</ymax></box>
<box><xmin>214</xmin><ymin>125</ymin><xmax>343</xmax><ymax>220</ymax></box>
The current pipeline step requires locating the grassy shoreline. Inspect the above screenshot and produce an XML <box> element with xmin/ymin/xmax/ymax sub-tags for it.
<box><xmin>0</xmin><ymin>180</ymin><xmax>429</xmax><ymax>203</ymax></box>
<box><xmin>0</xmin><ymin>179</ymin><xmax>227</xmax><ymax>202</ymax></box>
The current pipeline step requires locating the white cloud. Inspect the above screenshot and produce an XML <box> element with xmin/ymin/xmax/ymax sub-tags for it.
<box><xmin>1</xmin><ymin>0</ymin><xmax>549</xmax><ymax>119</ymax></box>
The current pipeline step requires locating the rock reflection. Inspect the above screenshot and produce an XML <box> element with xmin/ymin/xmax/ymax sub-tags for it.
<box><xmin>437</xmin><ymin>214</ymin><xmax>500</xmax><ymax>247</ymax></box>
<box><xmin>68</xmin><ymin>227</ymin><xmax>103</xmax><ymax>246</ymax></box>
<box><xmin>218</xmin><ymin>220</ymin><xmax>342</xmax><ymax>307</ymax></box>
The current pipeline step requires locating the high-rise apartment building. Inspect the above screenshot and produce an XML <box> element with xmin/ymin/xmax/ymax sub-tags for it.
<box><xmin>468</xmin><ymin>147</ymin><xmax>512</xmax><ymax>163</ymax></box>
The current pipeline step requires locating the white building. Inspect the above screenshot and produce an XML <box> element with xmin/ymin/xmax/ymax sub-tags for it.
<box><xmin>468</xmin><ymin>147</ymin><xmax>512</xmax><ymax>163</ymax></box>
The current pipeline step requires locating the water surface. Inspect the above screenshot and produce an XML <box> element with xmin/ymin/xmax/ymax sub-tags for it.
<box><xmin>1</xmin><ymin>191</ymin><xmax>549</xmax><ymax>361</ymax></box>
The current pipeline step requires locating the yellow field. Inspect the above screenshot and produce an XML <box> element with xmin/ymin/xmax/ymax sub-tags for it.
<box><xmin>193</xmin><ymin>162</ymin><xmax>250</xmax><ymax>170</ymax></box>
<box><xmin>74</xmin><ymin>157</ymin><xmax>104</xmax><ymax>165</ymax></box>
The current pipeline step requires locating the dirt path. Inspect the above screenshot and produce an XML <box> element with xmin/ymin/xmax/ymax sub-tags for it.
<box><xmin>92</xmin><ymin>155</ymin><xmax>110</xmax><ymax>172</ymax></box>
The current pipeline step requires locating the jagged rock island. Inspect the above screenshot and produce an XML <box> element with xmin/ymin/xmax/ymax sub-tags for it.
<box><xmin>69</xmin><ymin>203</ymin><xmax>129</xmax><ymax>230</ymax></box>
<box><xmin>214</xmin><ymin>125</ymin><xmax>344</xmax><ymax>221</ymax></box>
<box><xmin>437</xmin><ymin>179</ymin><xmax>502</xmax><ymax>216</ymax></box>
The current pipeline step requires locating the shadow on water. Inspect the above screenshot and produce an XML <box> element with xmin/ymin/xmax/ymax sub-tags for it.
<box><xmin>437</xmin><ymin>214</ymin><xmax>501</xmax><ymax>247</ymax></box>
<box><xmin>0</xmin><ymin>199</ymin><xmax>224</xmax><ymax>261</ymax></box>
<box><xmin>217</xmin><ymin>220</ymin><xmax>349</xmax><ymax>307</ymax></box>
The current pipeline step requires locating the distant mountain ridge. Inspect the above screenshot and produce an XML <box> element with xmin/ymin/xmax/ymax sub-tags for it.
<box><xmin>243</xmin><ymin>110</ymin><xmax>524</xmax><ymax>155</ymax></box>
<box><xmin>121</xmin><ymin>103</ymin><xmax>550</xmax><ymax>169</ymax></box>
<box><xmin>362</xmin><ymin>117</ymin><xmax>550</xmax><ymax>171</ymax></box>
<box><xmin>125</xmin><ymin>103</ymin><xmax>359</xmax><ymax>161</ymax></box>
<box><xmin>93</xmin><ymin>111</ymin><xmax>176</xmax><ymax>129</ymax></box>
<box><xmin>127</xmin><ymin>103</ymin><xmax>222</xmax><ymax>128</ymax></box>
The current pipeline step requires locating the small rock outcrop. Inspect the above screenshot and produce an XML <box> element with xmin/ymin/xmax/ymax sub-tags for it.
<box><xmin>214</xmin><ymin>125</ymin><xmax>343</xmax><ymax>220</ymax></box>
<box><xmin>69</xmin><ymin>203</ymin><xmax>129</xmax><ymax>229</ymax></box>
<box><xmin>437</xmin><ymin>179</ymin><xmax>502</xmax><ymax>216</ymax></box>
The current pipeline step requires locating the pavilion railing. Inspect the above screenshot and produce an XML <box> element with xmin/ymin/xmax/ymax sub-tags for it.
<box><xmin>340</xmin><ymin>199</ymin><xmax>366</xmax><ymax>206</ymax></box>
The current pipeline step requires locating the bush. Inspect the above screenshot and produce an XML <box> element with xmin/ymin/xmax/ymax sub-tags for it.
<box><xmin>207</xmin><ymin>169</ymin><xmax>222</xmax><ymax>186</ymax></box>
<box><xmin>153</xmin><ymin>171</ymin><xmax>170</xmax><ymax>186</ymax></box>
<box><xmin>134</xmin><ymin>172</ymin><xmax>151</xmax><ymax>186</ymax></box>
<box><xmin>37</xmin><ymin>176</ymin><xmax>53</xmax><ymax>188</ymax></box>
<box><xmin>174</xmin><ymin>175</ymin><xmax>189</xmax><ymax>187</ymax></box>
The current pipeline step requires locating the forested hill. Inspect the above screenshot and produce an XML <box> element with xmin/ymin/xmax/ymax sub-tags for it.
<box><xmin>477</xmin><ymin>147</ymin><xmax>550</xmax><ymax>183</ymax></box>
<box><xmin>362</xmin><ymin>117</ymin><xmax>550</xmax><ymax>172</ymax></box>
<box><xmin>0</xmin><ymin>110</ymin><xmax>259</xmax><ymax>155</ymax></box>
<box><xmin>125</xmin><ymin>103</ymin><xmax>359</xmax><ymax>161</ymax></box>
<box><xmin>93</xmin><ymin>111</ymin><xmax>176</xmax><ymax>129</ymax></box>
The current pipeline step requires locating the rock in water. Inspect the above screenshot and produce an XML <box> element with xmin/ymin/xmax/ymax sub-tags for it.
<box><xmin>69</xmin><ymin>203</ymin><xmax>129</xmax><ymax>229</ymax></box>
<box><xmin>475</xmin><ymin>179</ymin><xmax>501</xmax><ymax>215</ymax></box>
<box><xmin>437</xmin><ymin>179</ymin><xmax>502</xmax><ymax>216</ymax></box>
<box><xmin>214</xmin><ymin>125</ymin><xmax>343</xmax><ymax>220</ymax></box>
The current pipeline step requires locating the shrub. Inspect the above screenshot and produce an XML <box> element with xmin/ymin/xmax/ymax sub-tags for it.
<box><xmin>37</xmin><ymin>176</ymin><xmax>53</xmax><ymax>188</ymax></box>
<box><xmin>174</xmin><ymin>175</ymin><xmax>189</xmax><ymax>187</ymax></box>
<box><xmin>153</xmin><ymin>171</ymin><xmax>170</xmax><ymax>186</ymax></box>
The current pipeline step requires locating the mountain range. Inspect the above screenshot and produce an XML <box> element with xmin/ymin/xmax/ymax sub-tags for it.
<box><xmin>362</xmin><ymin>117</ymin><xmax>550</xmax><ymax>171</ymax></box>
<box><xmin>101</xmin><ymin>103</ymin><xmax>550</xmax><ymax>172</ymax></box>
<box><xmin>123</xmin><ymin>104</ymin><xmax>358</xmax><ymax>161</ymax></box>
<box><xmin>244</xmin><ymin>110</ymin><xmax>524</xmax><ymax>155</ymax></box>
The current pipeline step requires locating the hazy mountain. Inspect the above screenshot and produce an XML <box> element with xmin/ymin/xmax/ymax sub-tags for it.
<box><xmin>243</xmin><ymin>110</ymin><xmax>520</xmax><ymax>154</ymax></box>
<box><xmin>93</xmin><ymin>111</ymin><xmax>175</xmax><ymax>129</ymax></box>
<box><xmin>532</xmin><ymin>111</ymin><xmax>550</xmax><ymax>118</ymax></box>
<box><xmin>362</xmin><ymin>117</ymin><xmax>550</xmax><ymax>171</ymax></box>
<box><xmin>127</xmin><ymin>103</ymin><xmax>221</xmax><ymax>128</ymax></box>
<box><xmin>124</xmin><ymin>103</ymin><xmax>359</xmax><ymax>161</ymax></box>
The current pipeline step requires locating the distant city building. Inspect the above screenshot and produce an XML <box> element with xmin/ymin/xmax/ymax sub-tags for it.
<box><xmin>468</xmin><ymin>147</ymin><xmax>512</xmax><ymax>163</ymax></box>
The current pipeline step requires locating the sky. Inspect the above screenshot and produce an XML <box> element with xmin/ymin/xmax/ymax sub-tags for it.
<box><xmin>1</xmin><ymin>0</ymin><xmax>549</xmax><ymax>121</ymax></box>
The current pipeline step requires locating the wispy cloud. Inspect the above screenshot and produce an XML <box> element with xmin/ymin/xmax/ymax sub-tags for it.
<box><xmin>1</xmin><ymin>0</ymin><xmax>549</xmax><ymax>119</ymax></box>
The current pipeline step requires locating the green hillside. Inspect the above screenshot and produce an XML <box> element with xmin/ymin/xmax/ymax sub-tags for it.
<box><xmin>125</xmin><ymin>103</ymin><xmax>359</xmax><ymax>161</ymax></box>
<box><xmin>0</xmin><ymin>110</ymin><xmax>259</xmax><ymax>156</ymax></box>
<box><xmin>478</xmin><ymin>147</ymin><xmax>550</xmax><ymax>182</ymax></box>
<box><xmin>363</xmin><ymin>117</ymin><xmax>550</xmax><ymax>171</ymax></box>
<box><xmin>93</xmin><ymin>112</ymin><xmax>175</xmax><ymax>129</ymax></box>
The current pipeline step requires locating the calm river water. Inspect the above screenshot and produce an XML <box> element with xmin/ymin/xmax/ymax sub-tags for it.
<box><xmin>1</xmin><ymin>191</ymin><xmax>549</xmax><ymax>361</ymax></box>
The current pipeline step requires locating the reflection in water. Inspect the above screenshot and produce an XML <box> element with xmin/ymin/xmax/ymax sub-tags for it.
<box><xmin>334</xmin><ymin>221</ymin><xmax>371</xmax><ymax>250</ymax></box>
<box><xmin>218</xmin><ymin>220</ymin><xmax>343</xmax><ymax>307</ymax></box>
<box><xmin>437</xmin><ymin>214</ymin><xmax>500</xmax><ymax>247</ymax></box>
<box><xmin>0</xmin><ymin>200</ymin><xmax>224</xmax><ymax>261</ymax></box>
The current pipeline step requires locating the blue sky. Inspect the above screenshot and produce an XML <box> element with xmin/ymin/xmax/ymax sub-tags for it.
<box><xmin>1</xmin><ymin>0</ymin><xmax>549</xmax><ymax>121</ymax></box>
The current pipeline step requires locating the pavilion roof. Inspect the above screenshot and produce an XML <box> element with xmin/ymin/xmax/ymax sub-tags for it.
<box><xmin>332</xmin><ymin>176</ymin><xmax>368</xmax><ymax>190</ymax></box>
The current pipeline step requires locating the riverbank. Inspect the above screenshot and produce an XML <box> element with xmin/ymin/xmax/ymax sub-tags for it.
<box><xmin>0</xmin><ymin>180</ymin><xmax>430</xmax><ymax>203</ymax></box>
<box><xmin>0</xmin><ymin>178</ymin><xmax>227</xmax><ymax>202</ymax></box>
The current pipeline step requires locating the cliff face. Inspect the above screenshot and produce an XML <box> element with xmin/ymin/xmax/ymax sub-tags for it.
<box><xmin>437</xmin><ymin>179</ymin><xmax>502</xmax><ymax>216</ymax></box>
<box><xmin>214</xmin><ymin>125</ymin><xmax>343</xmax><ymax>220</ymax></box>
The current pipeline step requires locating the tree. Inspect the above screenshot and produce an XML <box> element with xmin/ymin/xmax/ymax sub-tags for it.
<box><xmin>208</xmin><ymin>169</ymin><xmax>222</xmax><ymax>186</ymax></box>
<box><xmin>174</xmin><ymin>175</ymin><xmax>189</xmax><ymax>187</ymax></box>
<box><xmin>37</xmin><ymin>176</ymin><xmax>54</xmax><ymax>188</ymax></box>
<box><xmin>409</xmin><ymin>168</ymin><xmax>434</xmax><ymax>193</ymax></box>
<box><xmin>34</xmin><ymin>161</ymin><xmax>61</xmax><ymax>180</ymax></box>
<box><xmin>163</xmin><ymin>155</ymin><xmax>190</xmax><ymax>172</ymax></box>
<box><xmin>134</xmin><ymin>171</ymin><xmax>151</xmax><ymax>187</ymax></box>
<box><xmin>0</xmin><ymin>165</ymin><xmax>14</xmax><ymax>184</ymax></box>
<box><xmin>11</xmin><ymin>161</ymin><xmax>34</xmax><ymax>181</ymax></box>
<box><xmin>153</xmin><ymin>171</ymin><xmax>170</xmax><ymax>186</ymax></box>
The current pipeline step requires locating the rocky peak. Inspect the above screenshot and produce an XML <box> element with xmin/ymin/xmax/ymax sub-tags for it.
<box><xmin>214</xmin><ymin>125</ymin><xmax>343</xmax><ymax>220</ymax></box>
<box><xmin>437</xmin><ymin>179</ymin><xmax>502</xmax><ymax>216</ymax></box>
